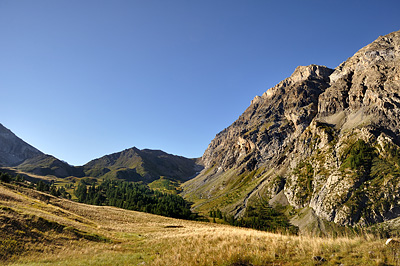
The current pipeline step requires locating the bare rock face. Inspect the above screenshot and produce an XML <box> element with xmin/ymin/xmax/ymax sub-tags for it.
<box><xmin>201</xmin><ymin>64</ymin><xmax>334</xmax><ymax>173</ymax></box>
<box><xmin>184</xmin><ymin>64</ymin><xmax>334</xmax><ymax>216</ymax></box>
<box><xmin>0</xmin><ymin>123</ymin><xmax>42</xmax><ymax>166</ymax></box>
<box><xmin>318</xmin><ymin>30</ymin><xmax>400</xmax><ymax>136</ymax></box>
<box><xmin>184</xmin><ymin>30</ymin><xmax>400</xmax><ymax>227</ymax></box>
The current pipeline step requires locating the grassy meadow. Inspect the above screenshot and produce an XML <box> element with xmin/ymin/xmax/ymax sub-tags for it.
<box><xmin>0</xmin><ymin>182</ymin><xmax>398</xmax><ymax>266</ymax></box>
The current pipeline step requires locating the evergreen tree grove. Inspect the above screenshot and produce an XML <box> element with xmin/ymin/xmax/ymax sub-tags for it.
<box><xmin>74</xmin><ymin>179</ymin><xmax>195</xmax><ymax>220</ymax></box>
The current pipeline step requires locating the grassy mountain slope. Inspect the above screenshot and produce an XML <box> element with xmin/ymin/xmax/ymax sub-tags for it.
<box><xmin>83</xmin><ymin>147</ymin><xmax>202</xmax><ymax>183</ymax></box>
<box><xmin>16</xmin><ymin>154</ymin><xmax>85</xmax><ymax>178</ymax></box>
<box><xmin>0</xmin><ymin>123</ymin><xmax>202</xmax><ymax>183</ymax></box>
<box><xmin>0</xmin><ymin>181</ymin><xmax>397</xmax><ymax>266</ymax></box>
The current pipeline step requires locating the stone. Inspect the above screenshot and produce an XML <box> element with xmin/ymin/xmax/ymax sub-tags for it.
<box><xmin>183</xmin><ymin>30</ymin><xmax>400</xmax><ymax>228</ymax></box>
<box><xmin>312</xmin><ymin>256</ymin><xmax>327</xmax><ymax>262</ymax></box>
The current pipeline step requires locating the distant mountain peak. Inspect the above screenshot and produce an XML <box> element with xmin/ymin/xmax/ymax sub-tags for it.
<box><xmin>83</xmin><ymin>147</ymin><xmax>203</xmax><ymax>183</ymax></box>
<box><xmin>0</xmin><ymin>123</ymin><xmax>43</xmax><ymax>166</ymax></box>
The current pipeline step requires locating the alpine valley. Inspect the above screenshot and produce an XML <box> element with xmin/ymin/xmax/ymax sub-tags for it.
<box><xmin>2</xmin><ymin>30</ymin><xmax>400</xmax><ymax>264</ymax></box>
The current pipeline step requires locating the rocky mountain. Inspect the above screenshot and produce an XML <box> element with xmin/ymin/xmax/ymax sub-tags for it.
<box><xmin>0</xmin><ymin>123</ymin><xmax>84</xmax><ymax>178</ymax></box>
<box><xmin>183</xmin><ymin>30</ymin><xmax>400</xmax><ymax>227</ymax></box>
<box><xmin>0</xmin><ymin>123</ymin><xmax>43</xmax><ymax>166</ymax></box>
<box><xmin>83</xmin><ymin>147</ymin><xmax>203</xmax><ymax>183</ymax></box>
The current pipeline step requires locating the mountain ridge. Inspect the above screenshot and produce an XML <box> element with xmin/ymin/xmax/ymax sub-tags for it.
<box><xmin>83</xmin><ymin>146</ymin><xmax>203</xmax><ymax>183</ymax></box>
<box><xmin>183</xmin><ymin>29</ymin><xmax>400</xmax><ymax>227</ymax></box>
<box><xmin>0</xmin><ymin>123</ymin><xmax>202</xmax><ymax>183</ymax></box>
<box><xmin>0</xmin><ymin>123</ymin><xmax>43</xmax><ymax>166</ymax></box>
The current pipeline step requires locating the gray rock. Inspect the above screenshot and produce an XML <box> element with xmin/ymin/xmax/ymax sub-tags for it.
<box><xmin>0</xmin><ymin>123</ymin><xmax>42</xmax><ymax>166</ymax></box>
<box><xmin>183</xmin><ymin>30</ymin><xmax>400</xmax><ymax>228</ymax></box>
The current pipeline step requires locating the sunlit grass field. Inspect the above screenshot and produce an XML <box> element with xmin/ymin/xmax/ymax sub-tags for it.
<box><xmin>0</xmin><ymin>182</ymin><xmax>397</xmax><ymax>266</ymax></box>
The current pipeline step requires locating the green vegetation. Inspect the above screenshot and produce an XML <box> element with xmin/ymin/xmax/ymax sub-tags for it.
<box><xmin>0</xmin><ymin>170</ymin><xmax>72</xmax><ymax>200</ymax></box>
<box><xmin>82</xmin><ymin>147</ymin><xmax>200</xmax><ymax>183</ymax></box>
<box><xmin>148</xmin><ymin>177</ymin><xmax>181</xmax><ymax>194</ymax></box>
<box><xmin>1</xmin><ymin>170</ymin><xmax>194</xmax><ymax>221</ymax></box>
<box><xmin>316</xmin><ymin>121</ymin><xmax>338</xmax><ymax>146</ymax></box>
<box><xmin>74</xmin><ymin>179</ymin><xmax>195</xmax><ymax>220</ymax></box>
<box><xmin>292</xmin><ymin>161</ymin><xmax>314</xmax><ymax>204</ymax></box>
<box><xmin>209</xmin><ymin>209</ymin><xmax>223</xmax><ymax>220</ymax></box>
<box><xmin>63</xmin><ymin>227</ymin><xmax>110</xmax><ymax>242</ymax></box>
<box><xmin>36</xmin><ymin>180</ymin><xmax>71</xmax><ymax>199</ymax></box>
<box><xmin>0</xmin><ymin>171</ymin><xmax>24</xmax><ymax>183</ymax></box>
<box><xmin>16</xmin><ymin>154</ymin><xmax>85</xmax><ymax>178</ymax></box>
<box><xmin>336</xmin><ymin>139</ymin><xmax>400</xmax><ymax>223</ymax></box>
<box><xmin>340</xmin><ymin>139</ymin><xmax>375</xmax><ymax>171</ymax></box>
<box><xmin>211</xmin><ymin>199</ymin><xmax>299</xmax><ymax>235</ymax></box>
<box><xmin>184</xmin><ymin>167</ymin><xmax>266</xmax><ymax>214</ymax></box>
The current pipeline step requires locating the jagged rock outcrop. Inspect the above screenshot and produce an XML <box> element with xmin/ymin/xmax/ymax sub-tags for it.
<box><xmin>183</xmin><ymin>30</ymin><xmax>400</xmax><ymax>227</ymax></box>
<box><xmin>201</xmin><ymin>64</ymin><xmax>334</xmax><ymax>173</ymax></box>
<box><xmin>318</xmin><ymin>31</ymin><xmax>400</xmax><ymax>135</ymax></box>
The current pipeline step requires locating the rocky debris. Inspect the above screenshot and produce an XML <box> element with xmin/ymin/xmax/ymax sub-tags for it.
<box><xmin>318</xmin><ymin>30</ymin><xmax>400</xmax><ymax>138</ymax></box>
<box><xmin>184</xmin><ymin>30</ymin><xmax>400</xmax><ymax>228</ymax></box>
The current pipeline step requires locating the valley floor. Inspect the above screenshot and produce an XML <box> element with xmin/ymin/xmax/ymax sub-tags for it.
<box><xmin>0</xmin><ymin>183</ymin><xmax>397</xmax><ymax>266</ymax></box>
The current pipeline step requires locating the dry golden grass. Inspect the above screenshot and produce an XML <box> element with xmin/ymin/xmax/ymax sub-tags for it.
<box><xmin>0</xmin><ymin>183</ymin><xmax>396</xmax><ymax>266</ymax></box>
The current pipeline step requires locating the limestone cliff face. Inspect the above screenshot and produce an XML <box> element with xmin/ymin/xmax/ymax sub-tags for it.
<box><xmin>294</xmin><ymin>30</ymin><xmax>400</xmax><ymax>226</ymax></box>
<box><xmin>201</xmin><ymin>65</ymin><xmax>334</xmax><ymax>173</ymax></box>
<box><xmin>318</xmin><ymin>30</ymin><xmax>400</xmax><ymax>134</ymax></box>
<box><xmin>184</xmin><ymin>30</ymin><xmax>400</xmax><ymax>227</ymax></box>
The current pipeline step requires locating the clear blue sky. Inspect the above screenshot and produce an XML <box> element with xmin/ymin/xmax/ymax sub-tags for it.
<box><xmin>1</xmin><ymin>0</ymin><xmax>399</xmax><ymax>166</ymax></box>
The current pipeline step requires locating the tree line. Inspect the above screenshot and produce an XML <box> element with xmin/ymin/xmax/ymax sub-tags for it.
<box><xmin>0</xmin><ymin>171</ymin><xmax>71</xmax><ymax>199</ymax></box>
<box><xmin>0</xmin><ymin>171</ymin><xmax>24</xmax><ymax>183</ymax></box>
<box><xmin>74</xmin><ymin>179</ymin><xmax>195</xmax><ymax>220</ymax></box>
<box><xmin>36</xmin><ymin>180</ymin><xmax>71</xmax><ymax>199</ymax></box>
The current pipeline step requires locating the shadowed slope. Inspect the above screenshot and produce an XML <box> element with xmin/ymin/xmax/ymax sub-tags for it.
<box><xmin>0</xmin><ymin>123</ymin><xmax>42</xmax><ymax>167</ymax></box>
<box><xmin>83</xmin><ymin>147</ymin><xmax>203</xmax><ymax>183</ymax></box>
